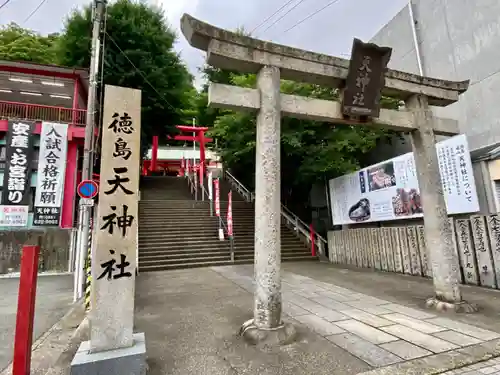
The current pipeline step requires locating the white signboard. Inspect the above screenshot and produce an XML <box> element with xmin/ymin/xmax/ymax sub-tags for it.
<box><xmin>329</xmin><ymin>134</ymin><xmax>479</xmax><ymax>225</ymax></box>
<box><xmin>33</xmin><ymin>122</ymin><xmax>68</xmax><ymax>226</ymax></box>
<box><xmin>0</xmin><ymin>205</ymin><xmax>29</xmax><ymax>227</ymax></box>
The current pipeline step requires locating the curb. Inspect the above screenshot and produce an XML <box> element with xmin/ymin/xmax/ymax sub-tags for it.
<box><xmin>0</xmin><ymin>271</ymin><xmax>72</xmax><ymax>279</ymax></box>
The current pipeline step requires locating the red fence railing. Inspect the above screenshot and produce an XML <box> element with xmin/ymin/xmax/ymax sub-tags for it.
<box><xmin>0</xmin><ymin>100</ymin><xmax>86</xmax><ymax>125</ymax></box>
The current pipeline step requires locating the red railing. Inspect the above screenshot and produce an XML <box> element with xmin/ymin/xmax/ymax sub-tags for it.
<box><xmin>0</xmin><ymin>100</ymin><xmax>86</xmax><ymax>125</ymax></box>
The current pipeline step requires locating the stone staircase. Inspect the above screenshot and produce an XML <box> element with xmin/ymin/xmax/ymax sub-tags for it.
<box><xmin>138</xmin><ymin>176</ymin><xmax>315</xmax><ymax>272</ymax></box>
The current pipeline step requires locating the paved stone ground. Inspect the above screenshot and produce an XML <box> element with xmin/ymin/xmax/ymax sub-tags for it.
<box><xmin>212</xmin><ymin>265</ymin><xmax>500</xmax><ymax>369</ymax></box>
<box><xmin>134</xmin><ymin>262</ymin><xmax>500</xmax><ymax>374</ymax></box>
<box><xmin>0</xmin><ymin>274</ymin><xmax>73</xmax><ymax>372</ymax></box>
<box><xmin>442</xmin><ymin>357</ymin><xmax>500</xmax><ymax>374</ymax></box>
<box><xmin>135</xmin><ymin>267</ymin><xmax>371</xmax><ymax>375</ymax></box>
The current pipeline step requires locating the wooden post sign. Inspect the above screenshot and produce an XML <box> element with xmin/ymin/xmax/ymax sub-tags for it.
<box><xmin>91</xmin><ymin>85</ymin><xmax>142</xmax><ymax>352</ymax></box>
<box><xmin>342</xmin><ymin>38</ymin><xmax>392</xmax><ymax>120</ymax></box>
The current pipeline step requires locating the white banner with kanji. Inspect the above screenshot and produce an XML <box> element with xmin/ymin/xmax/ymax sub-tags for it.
<box><xmin>33</xmin><ymin>122</ymin><xmax>68</xmax><ymax>226</ymax></box>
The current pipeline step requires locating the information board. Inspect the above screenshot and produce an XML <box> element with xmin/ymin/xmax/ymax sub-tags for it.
<box><xmin>329</xmin><ymin>134</ymin><xmax>479</xmax><ymax>225</ymax></box>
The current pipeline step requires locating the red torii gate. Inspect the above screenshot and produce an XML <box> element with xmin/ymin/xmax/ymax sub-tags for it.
<box><xmin>144</xmin><ymin>125</ymin><xmax>213</xmax><ymax>176</ymax></box>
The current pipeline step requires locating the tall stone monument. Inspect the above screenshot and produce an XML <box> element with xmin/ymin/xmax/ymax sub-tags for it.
<box><xmin>180</xmin><ymin>13</ymin><xmax>475</xmax><ymax>345</ymax></box>
<box><xmin>71</xmin><ymin>85</ymin><xmax>146</xmax><ymax>374</ymax></box>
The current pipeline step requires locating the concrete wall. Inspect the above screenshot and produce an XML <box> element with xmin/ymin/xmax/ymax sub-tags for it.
<box><xmin>0</xmin><ymin>228</ymin><xmax>70</xmax><ymax>274</ymax></box>
<box><xmin>370</xmin><ymin>0</ymin><xmax>500</xmax><ymax>151</ymax></box>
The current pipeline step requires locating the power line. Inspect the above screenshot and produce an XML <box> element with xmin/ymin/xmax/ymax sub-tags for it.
<box><xmin>281</xmin><ymin>0</ymin><xmax>342</xmax><ymax>35</ymax></box>
<box><xmin>0</xmin><ymin>0</ymin><xmax>11</xmax><ymax>10</ymax></box>
<box><xmin>250</xmin><ymin>0</ymin><xmax>297</xmax><ymax>34</ymax></box>
<box><xmin>104</xmin><ymin>30</ymin><xmax>177</xmax><ymax>112</ymax></box>
<box><xmin>259</xmin><ymin>0</ymin><xmax>309</xmax><ymax>35</ymax></box>
<box><xmin>24</xmin><ymin>0</ymin><xmax>48</xmax><ymax>23</ymax></box>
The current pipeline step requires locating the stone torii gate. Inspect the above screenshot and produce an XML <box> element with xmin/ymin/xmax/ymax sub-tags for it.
<box><xmin>180</xmin><ymin>14</ymin><xmax>473</xmax><ymax>345</ymax></box>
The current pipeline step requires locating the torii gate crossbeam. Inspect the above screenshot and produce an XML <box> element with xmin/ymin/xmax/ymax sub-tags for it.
<box><xmin>149</xmin><ymin>125</ymin><xmax>212</xmax><ymax>174</ymax></box>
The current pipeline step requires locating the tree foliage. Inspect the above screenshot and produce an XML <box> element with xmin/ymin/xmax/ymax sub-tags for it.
<box><xmin>0</xmin><ymin>23</ymin><xmax>59</xmax><ymax>64</ymax></box>
<box><xmin>55</xmin><ymin>0</ymin><xmax>194</xmax><ymax>155</ymax></box>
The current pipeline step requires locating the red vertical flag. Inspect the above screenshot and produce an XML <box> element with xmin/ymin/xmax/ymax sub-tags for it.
<box><xmin>199</xmin><ymin>161</ymin><xmax>204</xmax><ymax>187</ymax></box>
<box><xmin>214</xmin><ymin>179</ymin><xmax>220</xmax><ymax>216</ymax></box>
<box><xmin>227</xmin><ymin>191</ymin><xmax>233</xmax><ymax>237</ymax></box>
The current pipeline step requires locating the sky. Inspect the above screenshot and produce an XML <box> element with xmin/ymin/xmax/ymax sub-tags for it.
<box><xmin>0</xmin><ymin>0</ymin><xmax>409</xmax><ymax>87</ymax></box>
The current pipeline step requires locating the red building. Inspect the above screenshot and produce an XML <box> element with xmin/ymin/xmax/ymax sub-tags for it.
<box><xmin>0</xmin><ymin>60</ymin><xmax>89</xmax><ymax>229</ymax></box>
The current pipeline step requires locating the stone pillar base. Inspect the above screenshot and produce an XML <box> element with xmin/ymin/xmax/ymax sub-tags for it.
<box><xmin>239</xmin><ymin>319</ymin><xmax>297</xmax><ymax>347</ymax></box>
<box><xmin>70</xmin><ymin>332</ymin><xmax>147</xmax><ymax>375</ymax></box>
<box><xmin>425</xmin><ymin>297</ymin><xmax>478</xmax><ymax>313</ymax></box>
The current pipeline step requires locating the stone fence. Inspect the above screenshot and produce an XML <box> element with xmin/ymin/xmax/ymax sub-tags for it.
<box><xmin>327</xmin><ymin>215</ymin><xmax>500</xmax><ymax>289</ymax></box>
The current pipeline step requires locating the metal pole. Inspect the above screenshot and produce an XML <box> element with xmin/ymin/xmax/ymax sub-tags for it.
<box><xmin>75</xmin><ymin>0</ymin><xmax>105</xmax><ymax>300</ymax></box>
<box><xmin>68</xmin><ymin>228</ymin><xmax>76</xmax><ymax>272</ymax></box>
<box><xmin>408</xmin><ymin>0</ymin><xmax>424</xmax><ymax>76</ymax></box>
<box><xmin>192</xmin><ymin>117</ymin><xmax>196</xmax><ymax>166</ymax></box>
<box><xmin>73</xmin><ymin>208</ymin><xmax>83</xmax><ymax>302</ymax></box>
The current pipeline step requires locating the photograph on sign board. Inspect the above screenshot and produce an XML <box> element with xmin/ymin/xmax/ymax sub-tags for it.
<box><xmin>329</xmin><ymin>134</ymin><xmax>479</xmax><ymax>225</ymax></box>
<box><xmin>392</xmin><ymin>188</ymin><xmax>422</xmax><ymax>217</ymax></box>
<box><xmin>348</xmin><ymin>198</ymin><xmax>371</xmax><ymax>222</ymax></box>
<box><xmin>367</xmin><ymin>161</ymin><xmax>396</xmax><ymax>192</ymax></box>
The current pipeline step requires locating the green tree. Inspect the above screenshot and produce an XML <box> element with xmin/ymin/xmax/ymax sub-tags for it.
<box><xmin>55</xmin><ymin>0</ymin><xmax>194</xmax><ymax>155</ymax></box>
<box><xmin>0</xmin><ymin>23</ymin><xmax>58</xmax><ymax>64</ymax></box>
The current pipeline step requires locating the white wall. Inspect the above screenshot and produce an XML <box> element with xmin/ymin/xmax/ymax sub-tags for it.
<box><xmin>371</xmin><ymin>0</ymin><xmax>500</xmax><ymax>152</ymax></box>
<box><xmin>145</xmin><ymin>147</ymin><xmax>220</xmax><ymax>161</ymax></box>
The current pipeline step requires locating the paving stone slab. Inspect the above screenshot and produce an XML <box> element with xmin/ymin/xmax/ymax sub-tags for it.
<box><xmin>310</xmin><ymin>296</ymin><xmax>352</xmax><ymax>311</ymax></box>
<box><xmin>379</xmin><ymin>340</ymin><xmax>432</xmax><ymax>360</ymax></box>
<box><xmin>340</xmin><ymin>309</ymin><xmax>395</xmax><ymax>328</ymax></box>
<box><xmin>283</xmin><ymin>302</ymin><xmax>310</xmax><ymax>317</ymax></box>
<box><xmin>294</xmin><ymin>314</ymin><xmax>345</xmax><ymax>336</ymax></box>
<box><xmin>426</xmin><ymin>318</ymin><xmax>500</xmax><ymax>341</ymax></box>
<box><xmin>433</xmin><ymin>330</ymin><xmax>483</xmax><ymax>347</ymax></box>
<box><xmin>335</xmin><ymin>320</ymin><xmax>398</xmax><ymax>344</ymax></box>
<box><xmin>381</xmin><ymin>324</ymin><xmax>459</xmax><ymax>353</ymax></box>
<box><xmin>381</xmin><ymin>313</ymin><xmax>447</xmax><ymax>334</ymax></box>
<box><xmin>326</xmin><ymin>333</ymin><xmax>403</xmax><ymax>367</ymax></box>
<box><xmin>356</xmin><ymin>338</ymin><xmax>500</xmax><ymax>375</ymax></box>
<box><xmin>361</xmin><ymin>306</ymin><xmax>394</xmax><ymax>316</ymax></box>
<box><xmin>317</xmin><ymin>290</ymin><xmax>357</xmax><ymax>302</ymax></box>
<box><xmin>382</xmin><ymin>303</ymin><xmax>436</xmax><ymax>319</ymax></box>
<box><xmin>345</xmin><ymin>300</ymin><xmax>392</xmax><ymax>310</ymax></box>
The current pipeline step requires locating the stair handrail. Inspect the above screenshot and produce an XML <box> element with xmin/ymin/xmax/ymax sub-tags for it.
<box><xmin>224</xmin><ymin>170</ymin><xmax>326</xmax><ymax>257</ymax></box>
<box><xmin>225</xmin><ymin>170</ymin><xmax>254</xmax><ymax>202</ymax></box>
<box><xmin>218</xmin><ymin>209</ymin><xmax>234</xmax><ymax>262</ymax></box>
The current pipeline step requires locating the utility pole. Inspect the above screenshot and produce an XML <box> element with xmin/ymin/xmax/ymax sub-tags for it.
<box><xmin>74</xmin><ymin>0</ymin><xmax>106</xmax><ymax>301</ymax></box>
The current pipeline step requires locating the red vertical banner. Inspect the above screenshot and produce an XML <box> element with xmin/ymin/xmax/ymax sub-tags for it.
<box><xmin>199</xmin><ymin>161</ymin><xmax>204</xmax><ymax>187</ymax></box>
<box><xmin>214</xmin><ymin>179</ymin><xmax>220</xmax><ymax>216</ymax></box>
<box><xmin>13</xmin><ymin>246</ymin><xmax>40</xmax><ymax>375</ymax></box>
<box><xmin>227</xmin><ymin>191</ymin><xmax>233</xmax><ymax>237</ymax></box>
